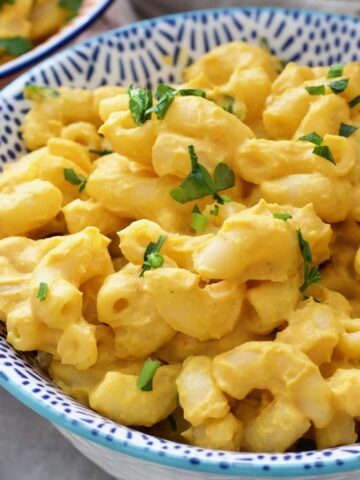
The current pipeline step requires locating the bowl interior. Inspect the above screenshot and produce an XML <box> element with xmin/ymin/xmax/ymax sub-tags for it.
<box><xmin>1</xmin><ymin>7</ymin><xmax>360</xmax><ymax>478</ymax></box>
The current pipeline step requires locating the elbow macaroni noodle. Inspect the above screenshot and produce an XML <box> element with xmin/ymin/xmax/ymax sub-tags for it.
<box><xmin>2</xmin><ymin>41</ymin><xmax>360</xmax><ymax>452</ymax></box>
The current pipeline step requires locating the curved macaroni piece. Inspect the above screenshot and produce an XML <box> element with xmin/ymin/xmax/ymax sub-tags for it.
<box><xmin>182</xmin><ymin>413</ymin><xmax>243</xmax><ymax>451</ymax></box>
<box><xmin>86</xmin><ymin>153</ymin><xmax>194</xmax><ymax>232</ymax></box>
<box><xmin>0</xmin><ymin>180</ymin><xmax>62</xmax><ymax>237</ymax></box>
<box><xmin>193</xmin><ymin>201</ymin><xmax>299</xmax><ymax>282</ymax></box>
<box><xmin>212</xmin><ymin>341</ymin><xmax>334</xmax><ymax>428</ymax></box>
<box><xmin>177</xmin><ymin>356</ymin><xmax>230</xmax><ymax>426</ymax></box>
<box><xmin>63</xmin><ymin>199</ymin><xmax>130</xmax><ymax>235</ymax></box>
<box><xmin>47</xmin><ymin>137</ymin><xmax>92</xmax><ymax>173</ymax></box>
<box><xmin>144</xmin><ymin>267</ymin><xmax>245</xmax><ymax>341</ymax></box>
<box><xmin>315</xmin><ymin>410</ymin><xmax>356</xmax><ymax>449</ymax></box>
<box><xmin>328</xmin><ymin>369</ymin><xmax>360</xmax><ymax>417</ymax></box>
<box><xmin>89</xmin><ymin>365</ymin><xmax>181</xmax><ymax>427</ymax></box>
<box><xmin>97</xmin><ymin>263</ymin><xmax>175</xmax><ymax>359</ymax></box>
<box><xmin>118</xmin><ymin>219</ymin><xmax>213</xmax><ymax>271</ymax></box>
<box><xmin>276</xmin><ymin>299</ymin><xmax>344</xmax><ymax>365</ymax></box>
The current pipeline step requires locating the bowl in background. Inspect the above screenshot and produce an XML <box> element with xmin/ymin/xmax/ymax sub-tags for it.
<box><xmin>0</xmin><ymin>7</ymin><xmax>360</xmax><ymax>480</ymax></box>
<box><xmin>0</xmin><ymin>0</ymin><xmax>113</xmax><ymax>80</ymax></box>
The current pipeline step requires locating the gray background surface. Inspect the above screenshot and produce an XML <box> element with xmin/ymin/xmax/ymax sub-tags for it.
<box><xmin>1</xmin><ymin>1</ymin><xmax>360</xmax><ymax>479</ymax></box>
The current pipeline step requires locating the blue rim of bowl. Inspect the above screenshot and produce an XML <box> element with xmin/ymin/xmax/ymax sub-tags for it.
<box><xmin>1</xmin><ymin>6</ymin><xmax>360</xmax><ymax>477</ymax></box>
<box><xmin>0</xmin><ymin>0</ymin><xmax>114</xmax><ymax>80</ymax></box>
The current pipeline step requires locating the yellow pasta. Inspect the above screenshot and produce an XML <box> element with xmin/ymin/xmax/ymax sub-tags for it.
<box><xmin>3</xmin><ymin>40</ymin><xmax>360</xmax><ymax>453</ymax></box>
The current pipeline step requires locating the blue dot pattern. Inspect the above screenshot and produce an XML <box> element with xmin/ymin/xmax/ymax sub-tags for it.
<box><xmin>0</xmin><ymin>7</ymin><xmax>360</xmax><ymax>478</ymax></box>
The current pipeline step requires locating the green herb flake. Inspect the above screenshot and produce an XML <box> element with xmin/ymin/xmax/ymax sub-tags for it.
<box><xmin>305</xmin><ymin>85</ymin><xmax>325</xmax><ymax>96</ymax></box>
<box><xmin>167</xmin><ymin>415</ymin><xmax>177</xmax><ymax>432</ymax></box>
<box><xmin>298</xmin><ymin>132</ymin><xmax>323</xmax><ymax>146</ymax></box>
<box><xmin>140</xmin><ymin>234</ymin><xmax>167</xmax><ymax>277</ymax></box>
<box><xmin>312</xmin><ymin>145</ymin><xmax>336</xmax><ymax>165</ymax></box>
<box><xmin>178</xmin><ymin>88</ymin><xmax>206</xmax><ymax>98</ymax></box>
<box><xmin>128</xmin><ymin>85</ymin><xmax>153</xmax><ymax>126</ymax></box>
<box><xmin>170</xmin><ymin>145</ymin><xmax>234</xmax><ymax>204</ymax></box>
<box><xmin>349</xmin><ymin>95</ymin><xmax>360</xmax><ymax>109</ymax></box>
<box><xmin>0</xmin><ymin>37</ymin><xmax>32</xmax><ymax>56</ymax></box>
<box><xmin>88</xmin><ymin>148</ymin><xmax>114</xmax><ymax>156</ymax></box>
<box><xmin>58</xmin><ymin>0</ymin><xmax>83</xmax><ymax>18</ymax></box>
<box><xmin>327</xmin><ymin>64</ymin><xmax>344</xmax><ymax>79</ymax></box>
<box><xmin>259</xmin><ymin>37</ymin><xmax>272</xmax><ymax>54</ymax></box>
<box><xmin>297</xmin><ymin>229</ymin><xmax>321</xmax><ymax>293</ymax></box>
<box><xmin>136</xmin><ymin>359</ymin><xmax>161</xmax><ymax>391</ymax></box>
<box><xmin>36</xmin><ymin>282</ymin><xmax>48</xmax><ymax>301</ymax></box>
<box><xmin>191</xmin><ymin>205</ymin><xmax>208</xmax><ymax>232</ymax></box>
<box><xmin>63</xmin><ymin>168</ymin><xmax>87</xmax><ymax>192</ymax></box>
<box><xmin>339</xmin><ymin>123</ymin><xmax>358</xmax><ymax>138</ymax></box>
<box><xmin>24</xmin><ymin>84</ymin><xmax>60</xmax><ymax>101</ymax></box>
<box><xmin>329</xmin><ymin>78</ymin><xmax>349</xmax><ymax>94</ymax></box>
<box><xmin>273</xmin><ymin>212</ymin><xmax>292</xmax><ymax>221</ymax></box>
<box><xmin>210</xmin><ymin>204</ymin><xmax>220</xmax><ymax>216</ymax></box>
<box><xmin>0</xmin><ymin>0</ymin><xmax>15</xmax><ymax>8</ymax></box>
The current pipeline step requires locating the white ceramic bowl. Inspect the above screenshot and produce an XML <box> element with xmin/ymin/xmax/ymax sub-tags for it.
<box><xmin>1</xmin><ymin>7</ymin><xmax>360</xmax><ymax>480</ymax></box>
<box><xmin>0</xmin><ymin>0</ymin><xmax>113</xmax><ymax>79</ymax></box>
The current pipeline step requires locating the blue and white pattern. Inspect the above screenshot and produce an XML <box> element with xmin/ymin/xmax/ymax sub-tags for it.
<box><xmin>0</xmin><ymin>8</ymin><xmax>360</xmax><ymax>479</ymax></box>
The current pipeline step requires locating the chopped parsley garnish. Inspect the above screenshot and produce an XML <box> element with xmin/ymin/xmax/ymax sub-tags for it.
<box><xmin>0</xmin><ymin>37</ymin><xmax>32</xmax><ymax>56</ymax></box>
<box><xmin>58</xmin><ymin>0</ymin><xmax>83</xmax><ymax>18</ymax></box>
<box><xmin>145</xmin><ymin>84</ymin><xmax>206</xmax><ymax>121</ymax></box>
<box><xmin>298</xmin><ymin>132</ymin><xmax>323</xmax><ymax>146</ymax></box>
<box><xmin>0</xmin><ymin>0</ymin><xmax>15</xmax><ymax>7</ymax></box>
<box><xmin>297</xmin><ymin>229</ymin><xmax>321</xmax><ymax>293</ymax></box>
<box><xmin>349</xmin><ymin>95</ymin><xmax>360</xmax><ymax>109</ymax></box>
<box><xmin>36</xmin><ymin>282</ymin><xmax>48</xmax><ymax>301</ymax></box>
<box><xmin>210</xmin><ymin>204</ymin><xmax>220</xmax><ymax>216</ymax></box>
<box><xmin>329</xmin><ymin>78</ymin><xmax>349</xmax><ymax>94</ymax></box>
<box><xmin>339</xmin><ymin>123</ymin><xmax>358</xmax><ymax>138</ymax></box>
<box><xmin>327</xmin><ymin>64</ymin><xmax>344</xmax><ymax>79</ymax></box>
<box><xmin>167</xmin><ymin>415</ymin><xmax>177</xmax><ymax>432</ymax></box>
<box><xmin>312</xmin><ymin>145</ymin><xmax>335</xmax><ymax>164</ymax></box>
<box><xmin>170</xmin><ymin>145</ymin><xmax>234</xmax><ymax>204</ymax></box>
<box><xmin>191</xmin><ymin>205</ymin><xmax>208</xmax><ymax>232</ymax></box>
<box><xmin>305</xmin><ymin>85</ymin><xmax>325</xmax><ymax>96</ymax></box>
<box><xmin>63</xmin><ymin>168</ymin><xmax>87</xmax><ymax>192</ymax></box>
<box><xmin>128</xmin><ymin>85</ymin><xmax>153</xmax><ymax>126</ymax></box>
<box><xmin>137</xmin><ymin>359</ymin><xmax>161</xmax><ymax>391</ymax></box>
<box><xmin>223</xmin><ymin>101</ymin><xmax>233</xmax><ymax>114</ymax></box>
<box><xmin>128</xmin><ymin>83</ymin><xmax>206</xmax><ymax>125</ymax></box>
<box><xmin>24</xmin><ymin>84</ymin><xmax>60</xmax><ymax>101</ymax></box>
<box><xmin>273</xmin><ymin>212</ymin><xmax>292</xmax><ymax>221</ymax></box>
<box><xmin>140</xmin><ymin>235</ymin><xmax>167</xmax><ymax>277</ymax></box>
<box><xmin>88</xmin><ymin>148</ymin><xmax>114</xmax><ymax>156</ymax></box>
<box><xmin>259</xmin><ymin>36</ymin><xmax>272</xmax><ymax>54</ymax></box>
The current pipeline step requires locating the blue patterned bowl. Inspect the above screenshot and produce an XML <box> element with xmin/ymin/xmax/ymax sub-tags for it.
<box><xmin>0</xmin><ymin>0</ymin><xmax>113</xmax><ymax>79</ymax></box>
<box><xmin>1</xmin><ymin>7</ymin><xmax>360</xmax><ymax>480</ymax></box>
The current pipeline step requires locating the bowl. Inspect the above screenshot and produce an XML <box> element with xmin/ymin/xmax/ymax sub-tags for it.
<box><xmin>1</xmin><ymin>7</ymin><xmax>360</xmax><ymax>480</ymax></box>
<box><xmin>0</xmin><ymin>0</ymin><xmax>113</xmax><ymax>80</ymax></box>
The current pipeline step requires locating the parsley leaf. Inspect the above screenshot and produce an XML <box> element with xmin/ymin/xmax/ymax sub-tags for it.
<box><xmin>305</xmin><ymin>85</ymin><xmax>325</xmax><ymax>96</ymax></box>
<box><xmin>140</xmin><ymin>235</ymin><xmax>167</xmax><ymax>277</ymax></box>
<box><xmin>36</xmin><ymin>282</ymin><xmax>48</xmax><ymax>301</ymax></box>
<box><xmin>58</xmin><ymin>0</ymin><xmax>83</xmax><ymax>18</ymax></box>
<box><xmin>170</xmin><ymin>145</ymin><xmax>234</xmax><ymax>204</ymax></box>
<box><xmin>0</xmin><ymin>0</ymin><xmax>15</xmax><ymax>8</ymax></box>
<box><xmin>329</xmin><ymin>78</ymin><xmax>349</xmax><ymax>94</ymax></box>
<box><xmin>349</xmin><ymin>95</ymin><xmax>360</xmax><ymax>108</ymax></box>
<box><xmin>298</xmin><ymin>132</ymin><xmax>323</xmax><ymax>146</ymax></box>
<box><xmin>128</xmin><ymin>85</ymin><xmax>153</xmax><ymax>126</ymax></box>
<box><xmin>312</xmin><ymin>145</ymin><xmax>336</xmax><ymax>165</ymax></box>
<box><xmin>297</xmin><ymin>229</ymin><xmax>321</xmax><ymax>293</ymax></box>
<box><xmin>24</xmin><ymin>84</ymin><xmax>60</xmax><ymax>101</ymax></box>
<box><xmin>88</xmin><ymin>148</ymin><xmax>114</xmax><ymax>156</ymax></box>
<box><xmin>339</xmin><ymin>123</ymin><xmax>358</xmax><ymax>138</ymax></box>
<box><xmin>63</xmin><ymin>168</ymin><xmax>87</xmax><ymax>192</ymax></box>
<box><xmin>210</xmin><ymin>204</ymin><xmax>220</xmax><ymax>216</ymax></box>
<box><xmin>145</xmin><ymin>84</ymin><xmax>206</xmax><ymax>121</ymax></box>
<box><xmin>137</xmin><ymin>359</ymin><xmax>161</xmax><ymax>391</ymax></box>
<box><xmin>0</xmin><ymin>37</ymin><xmax>32</xmax><ymax>56</ymax></box>
<box><xmin>273</xmin><ymin>212</ymin><xmax>292</xmax><ymax>221</ymax></box>
<box><xmin>327</xmin><ymin>64</ymin><xmax>344</xmax><ymax>79</ymax></box>
<box><xmin>192</xmin><ymin>205</ymin><xmax>208</xmax><ymax>232</ymax></box>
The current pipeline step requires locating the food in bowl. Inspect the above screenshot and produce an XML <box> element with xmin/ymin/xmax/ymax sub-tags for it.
<box><xmin>1</xmin><ymin>39</ymin><xmax>360</xmax><ymax>454</ymax></box>
<box><xmin>0</xmin><ymin>0</ymin><xmax>84</xmax><ymax>65</ymax></box>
